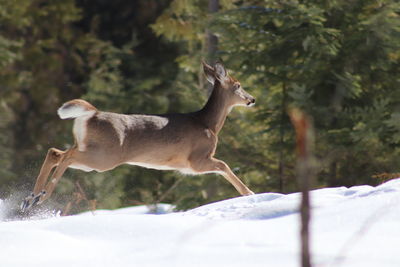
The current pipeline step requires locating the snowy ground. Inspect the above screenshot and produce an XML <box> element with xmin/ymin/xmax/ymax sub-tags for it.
<box><xmin>1</xmin><ymin>178</ymin><xmax>400</xmax><ymax>267</ymax></box>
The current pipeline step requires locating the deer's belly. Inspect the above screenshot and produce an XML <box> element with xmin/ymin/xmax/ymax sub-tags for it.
<box><xmin>126</xmin><ymin>162</ymin><xmax>198</xmax><ymax>175</ymax></box>
<box><xmin>69</xmin><ymin>163</ymin><xmax>96</xmax><ymax>172</ymax></box>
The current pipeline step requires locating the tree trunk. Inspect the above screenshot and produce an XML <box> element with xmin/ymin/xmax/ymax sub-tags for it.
<box><xmin>207</xmin><ymin>0</ymin><xmax>219</xmax><ymax>60</ymax></box>
<box><xmin>205</xmin><ymin>0</ymin><xmax>219</xmax><ymax>94</ymax></box>
<box><xmin>289</xmin><ymin>109</ymin><xmax>315</xmax><ymax>267</ymax></box>
<box><xmin>278</xmin><ymin>82</ymin><xmax>288</xmax><ymax>192</ymax></box>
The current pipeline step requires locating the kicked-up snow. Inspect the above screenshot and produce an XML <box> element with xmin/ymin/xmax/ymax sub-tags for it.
<box><xmin>1</xmin><ymin>178</ymin><xmax>400</xmax><ymax>267</ymax></box>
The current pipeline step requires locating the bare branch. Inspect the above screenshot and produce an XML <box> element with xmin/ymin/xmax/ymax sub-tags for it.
<box><xmin>289</xmin><ymin>108</ymin><xmax>315</xmax><ymax>267</ymax></box>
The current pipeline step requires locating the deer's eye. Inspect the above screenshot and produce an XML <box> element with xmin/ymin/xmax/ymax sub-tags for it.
<box><xmin>233</xmin><ymin>83</ymin><xmax>240</xmax><ymax>90</ymax></box>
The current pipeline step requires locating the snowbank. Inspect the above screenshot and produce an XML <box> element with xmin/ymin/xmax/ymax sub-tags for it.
<box><xmin>1</xmin><ymin>178</ymin><xmax>400</xmax><ymax>267</ymax></box>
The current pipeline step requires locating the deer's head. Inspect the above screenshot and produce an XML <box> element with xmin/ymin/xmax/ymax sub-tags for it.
<box><xmin>203</xmin><ymin>61</ymin><xmax>255</xmax><ymax>108</ymax></box>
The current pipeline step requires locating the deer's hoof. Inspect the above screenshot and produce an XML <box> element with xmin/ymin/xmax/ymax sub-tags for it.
<box><xmin>246</xmin><ymin>190</ymin><xmax>255</xmax><ymax>196</ymax></box>
<box><xmin>21</xmin><ymin>191</ymin><xmax>46</xmax><ymax>212</ymax></box>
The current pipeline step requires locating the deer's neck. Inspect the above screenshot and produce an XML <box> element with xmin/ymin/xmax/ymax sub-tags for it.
<box><xmin>198</xmin><ymin>84</ymin><xmax>231</xmax><ymax>134</ymax></box>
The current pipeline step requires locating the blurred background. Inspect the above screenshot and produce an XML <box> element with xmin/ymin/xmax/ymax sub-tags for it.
<box><xmin>0</xmin><ymin>0</ymin><xmax>399</xmax><ymax>214</ymax></box>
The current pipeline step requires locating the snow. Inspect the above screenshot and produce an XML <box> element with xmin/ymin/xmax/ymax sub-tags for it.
<box><xmin>1</xmin><ymin>178</ymin><xmax>400</xmax><ymax>267</ymax></box>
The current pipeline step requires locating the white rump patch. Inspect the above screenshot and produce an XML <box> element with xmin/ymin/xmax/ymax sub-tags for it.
<box><xmin>57</xmin><ymin>102</ymin><xmax>96</xmax><ymax>152</ymax></box>
<box><xmin>73</xmin><ymin>114</ymin><xmax>94</xmax><ymax>152</ymax></box>
<box><xmin>58</xmin><ymin>105</ymin><xmax>95</xmax><ymax>119</ymax></box>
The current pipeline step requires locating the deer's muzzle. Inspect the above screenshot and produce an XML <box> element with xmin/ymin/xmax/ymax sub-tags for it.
<box><xmin>246</xmin><ymin>97</ymin><xmax>256</xmax><ymax>107</ymax></box>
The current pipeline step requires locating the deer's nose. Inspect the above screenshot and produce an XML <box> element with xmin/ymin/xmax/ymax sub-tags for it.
<box><xmin>247</xmin><ymin>98</ymin><xmax>256</xmax><ymax>106</ymax></box>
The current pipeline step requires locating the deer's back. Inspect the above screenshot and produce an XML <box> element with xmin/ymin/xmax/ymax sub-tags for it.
<box><xmin>83</xmin><ymin>111</ymin><xmax>216</xmax><ymax>166</ymax></box>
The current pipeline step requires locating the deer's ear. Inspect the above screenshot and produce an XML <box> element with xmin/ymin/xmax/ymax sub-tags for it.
<box><xmin>202</xmin><ymin>61</ymin><xmax>215</xmax><ymax>85</ymax></box>
<box><xmin>214</xmin><ymin>62</ymin><xmax>228</xmax><ymax>83</ymax></box>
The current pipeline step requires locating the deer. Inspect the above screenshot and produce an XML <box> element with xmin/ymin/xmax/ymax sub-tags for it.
<box><xmin>21</xmin><ymin>61</ymin><xmax>256</xmax><ymax>211</ymax></box>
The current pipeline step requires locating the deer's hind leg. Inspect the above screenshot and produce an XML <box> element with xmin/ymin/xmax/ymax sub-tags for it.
<box><xmin>21</xmin><ymin>148</ymin><xmax>67</xmax><ymax>211</ymax></box>
<box><xmin>38</xmin><ymin>148</ymin><xmax>77</xmax><ymax>204</ymax></box>
<box><xmin>33</xmin><ymin>148</ymin><xmax>65</xmax><ymax>194</ymax></box>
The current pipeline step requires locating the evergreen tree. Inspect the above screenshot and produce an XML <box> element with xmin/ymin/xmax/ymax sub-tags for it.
<box><xmin>210</xmin><ymin>0</ymin><xmax>400</xmax><ymax>188</ymax></box>
<box><xmin>153</xmin><ymin>0</ymin><xmax>400</xmax><ymax>195</ymax></box>
<box><xmin>1</xmin><ymin>0</ymin><xmax>399</xmax><ymax>214</ymax></box>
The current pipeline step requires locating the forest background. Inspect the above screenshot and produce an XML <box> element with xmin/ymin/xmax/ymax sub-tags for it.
<box><xmin>1</xmin><ymin>0</ymin><xmax>399</xmax><ymax>214</ymax></box>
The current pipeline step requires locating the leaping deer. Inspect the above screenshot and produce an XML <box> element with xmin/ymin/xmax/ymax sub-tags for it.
<box><xmin>21</xmin><ymin>61</ymin><xmax>256</xmax><ymax>211</ymax></box>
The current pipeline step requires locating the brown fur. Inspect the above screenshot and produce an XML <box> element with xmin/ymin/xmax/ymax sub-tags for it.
<box><xmin>24</xmin><ymin>61</ymin><xmax>256</xmax><ymax>208</ymax></box>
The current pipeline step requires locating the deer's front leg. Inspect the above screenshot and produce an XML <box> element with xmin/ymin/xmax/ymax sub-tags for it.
<box><xmin>21</xmin><ymin>148</ymin><xmax>65</xmax><ymax>211</ymax></box>
<box><xmin>213</xmin><ymin>159</ymin><xmax>254</xmax><ymax>196</ymax></box>
<box><xmin>192</xmin><ymin>157</ymin><xmax>254</xmax><ymax>196</ymax></box>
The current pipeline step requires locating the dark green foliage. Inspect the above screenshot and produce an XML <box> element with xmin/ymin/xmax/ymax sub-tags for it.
<box><xmin>208</xmin><ymin>0</ymin><xmax>400</xmax><ymax>188</ymax></box>
<box><xmin>152</xmin><ymin>0</ymin><xmax>400</xmax><ymax>192</ymax></box>
<box><xmin>0</xmin><ymin>0</ymin><xmax>399</xmax><ymax>213</ymax></box>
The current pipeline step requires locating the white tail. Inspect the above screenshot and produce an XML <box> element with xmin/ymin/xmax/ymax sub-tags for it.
<box><xmin>21</xmin><ymin>61</ymin><xmax>256</xmax><ymax>211</ymax></box>
<box><xmin>57</xmin><ymin>99</ymin><xmax>97</xmax><ymax>119</ymax></box>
